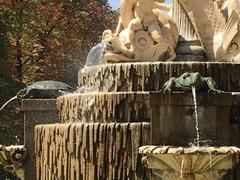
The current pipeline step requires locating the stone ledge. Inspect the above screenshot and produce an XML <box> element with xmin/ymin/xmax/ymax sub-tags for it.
<box><xmin>150</xmin><ymin>92</ymin><xmax>233</xmax><ymax>106</ymax></box>
<box><xmin>139</xmin><ymin>145</ymin><xmax>240</xmax><ymax>155</ymax></box>
<box><xmin>57</xmin><ymin>92</ymin><xmax>150</xmax><ymax>123</ymax></box>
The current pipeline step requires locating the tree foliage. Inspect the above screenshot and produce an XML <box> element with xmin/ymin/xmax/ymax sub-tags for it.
<box><xmin>0</xmin><ymin>1</ymin><xmax>117</xmax><ymax>178</ymax></box>
<box><xmin>0</xmin><ymin>0</ymin><xmax>117</xmax><ymax>84</ymax></box>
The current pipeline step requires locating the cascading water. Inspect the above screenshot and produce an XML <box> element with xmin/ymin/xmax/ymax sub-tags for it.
<box><xmin>84</xmin><ymin>42</ymin><xmax>106</xmax><ymax>68</ymax></box>
<box><xmin>0</xmin><ymin>96</ymin><xmax>17</xmax><ymax>112</ymax></box>
<box><xmin>191</xmin><ymin>86</ymin><xmax>200</xmax><ymax>147</ymax></box>
<box><xmin>78</xmin><ymin>42</ymin><xmax>106</xmax><ymax>94</ymax></box>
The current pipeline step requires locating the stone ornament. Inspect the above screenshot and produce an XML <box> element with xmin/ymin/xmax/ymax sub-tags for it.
<box><xmin>174</xmin><ymin>0</ymin><xmax>240</xmax><ymax>61</ymax></box>
<box><xmin>102</xmin><ymin>0</ymin><xmax>240</xmax><ymax>62</ymax></box>
<box><xmin>102</xmin><ymin>0</ymin><xmax>179</xmax><ymax>62</ymax></box>
<box><xmin>139</xmin><ymin>146</ymin><xmax>240</xmax><ymax>180</ymax></box>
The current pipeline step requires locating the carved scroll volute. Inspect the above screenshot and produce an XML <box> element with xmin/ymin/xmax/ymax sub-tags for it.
<box><xmin>225</xmin><ymin>0</ymin><xmax>240</xmax><ymax>17</ymax></box>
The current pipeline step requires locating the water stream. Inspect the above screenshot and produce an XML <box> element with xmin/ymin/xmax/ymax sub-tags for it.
<box><xmin>180</xmin><ymin>156</ymin><xmax>185</xmax><ymax>178</ymax></box>
<box><xmin>191</xmin><ymin>86</ymin><xmax>200</xmax><ymax>147</ymax></box>
<box><xmin>84</xmin><ymin>42</ymin><xmax>106</xmax><ymax>68</ymax></box>
<box><xmin>15</xmin><ymin>136</ymin><xmax>20</xmax><ymax>145</ymax></box>
<box><xmin>209</xmin><ymin>150</ymin><xmax>213</xmax><ymax>178</ymax></box>
<box><xmin>0</xmin><ymin>96</ymin><xmax>17</xmax><ymax>112</ymax></box>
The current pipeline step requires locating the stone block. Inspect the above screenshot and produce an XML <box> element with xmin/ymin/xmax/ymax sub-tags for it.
<box><xmin>22</xmin><ymin>99</ymin><xmax>58</xmax><ymax>180</ymax></box>
<box><xmin>150</xmin><ymin>92</ymin><xmax>232</xmax><ymax>146</ymax></box>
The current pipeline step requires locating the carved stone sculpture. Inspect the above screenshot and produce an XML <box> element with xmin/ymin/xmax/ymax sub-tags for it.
<box><xmin>17</xmin><ymin>81</ymin><xmax>74</xmax><ymax>99</ymax></box>
<box><xmin>0</xmin><ymin>145</ymin><xmax>26</xmax><ymax>179</ymax></box>
<box><xmin>139</xmin><ymin>146</ymin><xmax>240</xmax><ymax>180</ymax></box>
<box><xmin>173</xmin><ymin>0</ymin><xmax>240</xmax><ymax>61</ymax></box>
<box><xmin>102</xmin><ymin>0</ymin><xmax>179</xmax><ymax>62</ymax></box>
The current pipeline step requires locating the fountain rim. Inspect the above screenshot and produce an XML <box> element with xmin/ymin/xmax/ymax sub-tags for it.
<box><xmin>57</xmin><ymin>91</ymin><xmax>234</xmax><ymax>97</ymax></box>
<box><xmin>139</xmin><ymin>146</ymin><xmax>240</xmax><ymax>155</ymax></box>
<box><xmin>57</xmin><ymin>91</ymin><xmax>234</xmax><ymax>107</ymax></box>
<box><xmin>81</xmin><ymin>61</ymin><xmax>240</xmax><ymax>70</ymax></box>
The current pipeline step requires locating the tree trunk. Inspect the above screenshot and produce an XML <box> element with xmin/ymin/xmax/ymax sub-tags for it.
<box><xmin>15</xmin><ymin>39</ymin><xmax>23</xmax><ymax>82</ymax></box>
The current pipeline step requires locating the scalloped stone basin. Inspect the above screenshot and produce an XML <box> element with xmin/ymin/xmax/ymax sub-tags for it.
<box><xmin>0</xmin><ymin>145</ymin><xmax>26</xmax><ymax>179</ymax></box>
<box><xmin>139</xmin><ymin>146</ymin><xmax>240</xmax><ymax>180</ymax></box>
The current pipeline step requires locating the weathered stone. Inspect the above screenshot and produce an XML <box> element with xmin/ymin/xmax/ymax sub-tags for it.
<box><xmin>35</xmin><ymin>123</ymin><xmax>150</xmax><ymax>180</ymax></box>
<box><xmin>57</xmin><ymin>92</ymin><xmax>150</xmax><ymax>123</ymax></box>
<box><xmin>79</xmin><ymin>62</ymin><xmax>240</xmax><ymax>92</ymax></box>
<box><xmin>173</xmin><ymin>0</ymin><xmax>240</xmax><ymax>61</ymax></box>
<box><xmin>102</xmin><ymin>1</ymin><xmax>178</xmax><ymax>62</ymax></box>
<box><xmin>150</xmin><ymin>92</ymin><xmax>232</xmax><ymax>146</ymax></box>
<box><xmin>139</xmin><ymin>146</ymin><xmax>240</xmax><ymax>180</ymax></box>
<box><xmin>0</xmin><ymin>145</ymin><xmax>26</xmax><ymax>179</ymax></box>
<box><xmin>22</xmin><ymin>99</ymin><xmax>58</xmax><ymax>180</ymax></box>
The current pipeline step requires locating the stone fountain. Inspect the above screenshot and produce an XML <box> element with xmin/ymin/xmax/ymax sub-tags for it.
<box><xmin>5</xmin><ymin>0</ymin><xmax>240</xmax><ymax>179</ymax></box>
<box><xmin>35</xmin><ymin>0</ymin><xmax>240</xmax><ymax>179</ymax></box>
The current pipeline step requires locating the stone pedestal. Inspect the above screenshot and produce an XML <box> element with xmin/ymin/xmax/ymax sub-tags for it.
<box><xmin>22</xmin><ymin>99</ymin><xmax>58</xmax><ymax>180</ymax></box>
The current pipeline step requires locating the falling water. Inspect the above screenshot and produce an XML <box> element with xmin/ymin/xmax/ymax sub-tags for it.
<box><xmin>0</xmin><ymin>96</ymin><xmax>17</xmax><ymax>112</ymax></box>
<box><xmin>84</xmin><ymin>42</ymin><xmax>106</xmax><ymax>67</ymax></box>
<box><xmin>80</xmin><ymin>42</ymin><xmax>106</xmax><ymax>93</ymax></box>
<box><xmin>191</xmin><ymin>86</ymin><xmax>200</xmax><ymax>147</ymax></box>
<box><xmin>209</xmin><ymin>150</ymin><xmax>213</xmax><ymax>178</ymax></box>
<box><xmin>180</xmin><ymin>156</ymin><xmax>185</xmax><ymax>178</ymax></box>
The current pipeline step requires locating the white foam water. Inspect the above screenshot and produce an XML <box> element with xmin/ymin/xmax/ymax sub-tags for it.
<box><xmin>192</xmin><ymin>86</ymin><xmax>200</xmax><ymax>147</ymax></box>
<box><xmin>0</xmin><ymin>96</ymin><xmax>17</xmax><ymax>112</ymax></box>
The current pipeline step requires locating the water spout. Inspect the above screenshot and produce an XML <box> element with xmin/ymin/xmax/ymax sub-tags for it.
<box><xmin>84</xmin><ymin>42</ymin><xmax>106</xmax><ymax>68</ymax></box>
<box><xmin>191</xmin><ymin>86</ymin><xmax>200</xmax><ymax>147</ymax></box>
<box><xmin>0</xmin><ymin>96</ymin><xmax>17</xmax><ymax>112</ymax></box>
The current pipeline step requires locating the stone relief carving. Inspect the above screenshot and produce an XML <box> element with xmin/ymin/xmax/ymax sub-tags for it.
<box><xmin>139</xmin><ymin>146</ymin><xmax>240</xmax><ymax>180</ymax></box>
<box><xmin>102</xmin><ymin>0</ymin><xmax>179</xmax><ymax>62</ymax></box>
<box><xmin>174</xmin><ymin>0</ymin><xmax>240</xmax><ymax>61</ymax></box>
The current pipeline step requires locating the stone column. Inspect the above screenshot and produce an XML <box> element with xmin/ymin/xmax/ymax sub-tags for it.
<box><xmin>22</xmin><ymin>99</ymin><xmax>58</xmax><ymax>180</ymax></box>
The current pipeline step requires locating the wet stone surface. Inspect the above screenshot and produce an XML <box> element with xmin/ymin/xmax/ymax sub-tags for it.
<box><xmin>35</xmin><ymin>123</ymin><xmax>150</xmax><ymax>180</ymax></box>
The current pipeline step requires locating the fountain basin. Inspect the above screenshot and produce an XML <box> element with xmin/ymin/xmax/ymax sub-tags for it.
<box><xmin>79</xmin><ymin>62</ymin><xmax>240</xmax><ymax>92</ymax></box>
<box><xmin>139</xmin><ymin>146</ymin><xmax>240</xmax><ymax>180</ymax></box>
